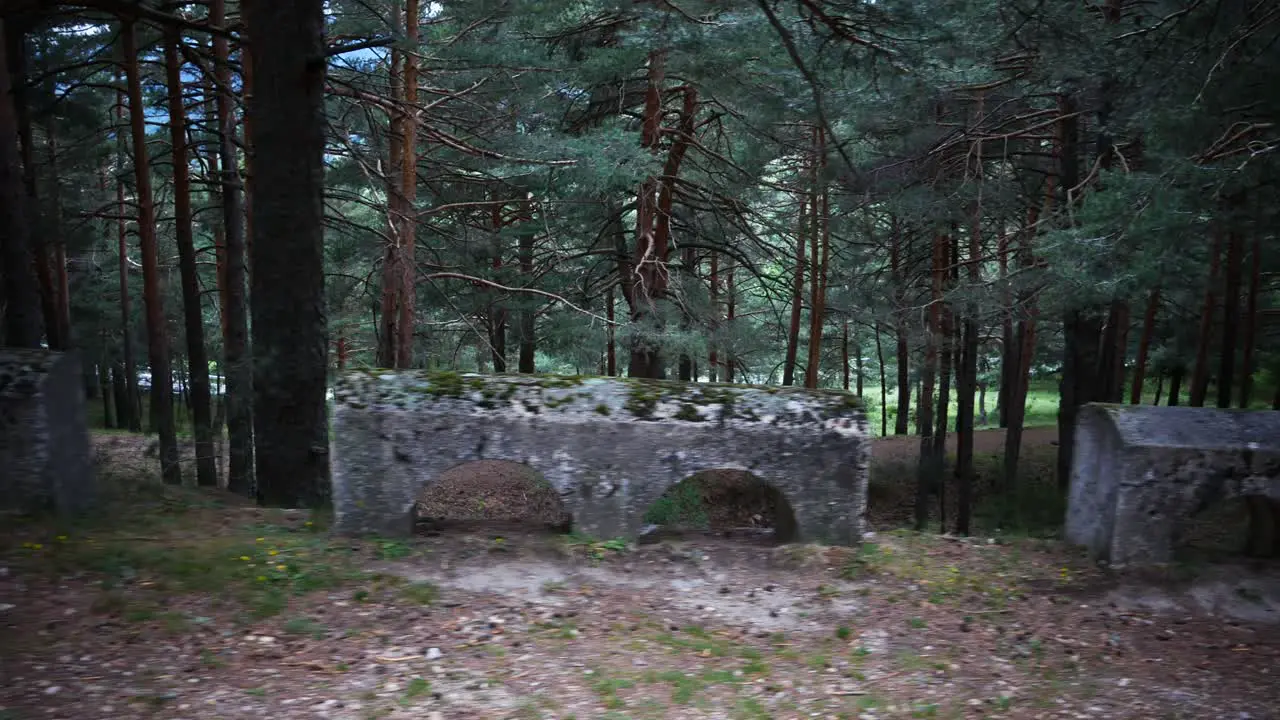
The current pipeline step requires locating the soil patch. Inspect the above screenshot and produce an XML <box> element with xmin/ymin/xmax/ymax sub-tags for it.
<box><xmin>413</xmin><ymin>460</ymin><xmax>570</xmax><ymax>532</ymax></box>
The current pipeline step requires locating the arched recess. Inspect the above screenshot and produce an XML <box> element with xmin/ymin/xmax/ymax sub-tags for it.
<box><xmin>412</xmin><ymin>460</ymin><xmax>572</xmax><ymax>534</ymax></box>
<box><xmin>641</xmin><ymin>469</ymin><xmax>799</xmax><ymax>544</ymax></box>
<box><xmin>1177</xmin><ymin>493</ymin><xmax>1280</xmax><ymax>563</ymax></box>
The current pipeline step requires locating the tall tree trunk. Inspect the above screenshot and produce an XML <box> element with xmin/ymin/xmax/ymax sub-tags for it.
<box><xmin>875</xmin><ymin>321</ymin><xmax>888</xmax><ymax>436</ymax></box>
<box><xmin>678</xmin><ymin>246</ymin><xmax>697</xmax><ymax>381</ymax></box>
<box><xmin>1189</xmin><ymin>232</ymin><xmax>1221</xmax><ymax>407</ymax></box>
<box><xmin>488</xmin><ymin>200</ymin><xmax>507</xmax><ymax>372</ymax></box>
<box><xmin>99</xmin><ymin>356</ymin><xmax>116</xmax><ymax>428</ymax></box>
<box><xmin>114</xmin><ymin>93</ymin><xmax>140</xmax><ymax>432</ymax></box>
<box><xmin>725</xmin><ymin>261</ymin><xmax>736</xmax><ymax>382</ymax></box>
<box><xmin>841</xmin><ymin>320</ymin><xmax>850</xmax><ymax>392</ymax></box>
<box><xmin>1129</xmin><ymin>286</ymin><xmax>1161</xmax><ymax>404</ymax></box>
<box><xmin>42</xmin><ymin>123</ymin><xmax>72</xmax><ymax>349</ymax></box>
<box><xmin>915</xmin><ymin>231</ymin><xmax>946</xmax><ymax>531</ymax></box>
<box><xmin>624</xmin><ymin>72</ymin><xmax>696</xmax><ymax>380</ymax></box>
<box><xmin>606</xmin><ymin>286</ymin><xmax>616</xmax><ymax>376</ymax></box>
<box><xmin>1004</xmin><ymin>206</ymin><xmax>1041</xmax><ymax>492</ymax></box>
<box><xmin>956</xmin><ymin>196</ymin><xmax>983</xmax><ymax>536</ymax></box>
<box><xmin>804</xmin><ymin>126</ymin><xmax>830</xmax><ymax>389</ymax></box>
<box><xmin>892</xmin><ymin>218</ymin><xmax>910</xmax><ymax>435</ymax></box>
<box><xmin>1097</xmin><ymin>298</ymin><xmax>1130</xmax><ymax>403</ymax></box>
<box><xmin>1152</xmin><ymin>370</ymin><xmax>1164</xmax><ymax>406</ymax></box>
<box><xmin>782</xmin><ymin>195</ymin><xmax>807</xmax><ymax>386</ymax></box>
<box><xmin>0</xmin><ymin>20</ymin><xmax>44</xmax><ymax>348</ymax></box>
<box><xmin>517</xmin><ymin>221</ymin><xmax>535</xmax><ymax>373</ymax></box>
<box><xmin>379</xmin><ymin>44</ymin><xmax>407</xmax><ymax>368</ymax></box>
<box><xmin>246</xmin><ymin>0</ymin><xmax>330</xmax><ymax>507</ymax></box>
<box><xmin>165</xmin><ymin>27</ymin><xmax>217</xmax><ymax>488</ymax></box>
<box><xmin>1239</xmin><ymin>236</ymin><xmax>1261</xmax><ymax>408</ymax></box>
<box><xmin>997</xmin><ymin>230</ymin><xmax>1013</xmax><ymax>428</ymax></box>
<box><xmin>1167</xmin><ymin>365</ymin><xmax>1184</xmax><ymax>406</ymax></box>
<box><xmin>213</xmin><ymin>0</ymin><xmax>254</xmax><ymax>495</ymax></box>
<box><xmin>5</xmin><ymin>21</ymin><xmax>59</xmax><ymax>350</ymax></box>
<box><xmin>1055</xmin><ymin>92</ymin><xmax>1103</xmax><ymax>493</ymax></box>
<box><xmin>708</xmin><ymin>251</ymin><xmax>719</xmax><ymax>382</ymax></box>
<box><xmin>933</xmin><ymin>232</ymin><xmax>956</xmax><ymax>458</ymax></box>
<box><xmin>123</xmin><ymin>21</ymin><xmax>181</xmax><ymax>485</ymax></box>
<box><xmin>1217</xmin><ymin>226</ymin><xmax>1243</xmax><ymax>409</ymax></box>
<box><xmin>397</xmin><ymin>0</ymin><xmax>420</xmax><ymax>369</ymax></box>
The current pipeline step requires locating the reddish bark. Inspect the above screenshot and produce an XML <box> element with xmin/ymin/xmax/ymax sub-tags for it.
<box><xmin>165</xmin><ymin>27</ymin><xmax>217</xmax><ymax>487</ymax></box>
<box><xmin>622</xmin><ymin>56</ymin><xmax>698</xmax><ymax>379</ymax></box>
<box><xmin>397</xmin><ymin>0</ymin><xmax>420</xmax><ymax>369</ymax></box>
<box><xmin>123</xmin><ymin>20</ymin><xmax>181</xmax><ymax>484</ymax></box>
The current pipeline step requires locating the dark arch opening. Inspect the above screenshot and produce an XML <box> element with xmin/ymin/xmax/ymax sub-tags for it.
<box><xmin>1176</xmin><ymin>493</ymin><xmax>1280</xmax><ymax>565</ymax></box>
<box><xmin>641</xmin><ymin>470</ymin><xmax>798</xmax><ymax>544</ymax></box>
<box><xmin>412</xmin><ymin>460</ymin><xmax>572</xmax><ymax>535</ymax></box>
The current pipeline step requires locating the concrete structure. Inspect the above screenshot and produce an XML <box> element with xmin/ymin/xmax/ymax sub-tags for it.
<box><xmin>1066</xmin><ymin>403</ymin><xmax>1280</xmax><ymax>568</ymax></box>
<box><xmin>330</xmin><ymin>371</ymin><xmax>870</xmax><ymax>542</ymax></box>
<box><xmin>0</xmin><ymin>348</ymin><xmax>96</xmax><ymax>517</ymax></box>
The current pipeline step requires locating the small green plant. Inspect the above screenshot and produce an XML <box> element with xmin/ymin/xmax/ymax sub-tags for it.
<box><xmin>835</xmin><ymin>625</ymin><xmax>852</xmax><ymax>640</ymax></box>
<box><xmin>403</xmin><ymin>677</ymin><xmax>430</xmax><ymax>699</ymax></box>
<box><xmin>374</xmin><ymin>540</ymin><xmax>412</xmax><ymax>560</ymax></box>
<box><xmin>907</xmin><ymin>616</ymin><xmax>927</xmax><ymax>629</ymax></box>
<box><xmin>643</xmin><ymin>481</ymin><xmax>708</xmax><ymax>527</ymax></box>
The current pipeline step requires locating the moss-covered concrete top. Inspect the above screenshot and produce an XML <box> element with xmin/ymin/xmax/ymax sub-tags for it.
<box><xmin>0</xmin><ymin>348</ymin><xmax>61</xmax><ymax>399</ymax></box>
<box><xmin>332</xmin><ymin>370</ymin><xmax>865</xmax><ymax>436</ymax></box>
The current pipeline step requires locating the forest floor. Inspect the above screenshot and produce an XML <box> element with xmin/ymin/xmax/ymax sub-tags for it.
<box><xmin>2</xmin><ymin>432</ymin><xmax>1279</xmax><ymax>720</ymax></box>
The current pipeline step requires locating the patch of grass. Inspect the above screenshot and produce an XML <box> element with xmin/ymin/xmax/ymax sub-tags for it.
<box><xmin>402</xmin><ymin>677</ymin><xmax>431</xmax><ymax>702</ymax></box>
<box><xmin>835</xmin><ymin>625</ymin><xmax>853</xmax><ymax>640</ymax></box>
<box><xmin>643</xmin><ymin>480</ymin><xmax>709</xmax><ymax>528</ymax></box>
<box><xmin>398</xmin><ymin>581</ymin><xmax>438</xmax><ymax>605</ymax></box>
<box><xmin>373</xmin><ymin>540</ymin><xmax>413</xmax><ymax>560</ymax></box>
<box><xmin>591</xmin><ymin>672</ymin><xmax>635</xmax><ymax>709</ymax></box>
<box><xmin>282</xmin><ymin>615</ymin><xmax>327</xmax><ymax>639</ymax></box>
<box><xmin>561</xmin><ymin>533</ymin><xmax>630</xmax><ymax>562</ymax></box>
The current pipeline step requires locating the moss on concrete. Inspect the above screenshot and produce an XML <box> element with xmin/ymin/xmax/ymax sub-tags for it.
<box><xmin>332</xmin><ymin>370</ymin><xmax>864</xmax><ymax>431</ymax></box>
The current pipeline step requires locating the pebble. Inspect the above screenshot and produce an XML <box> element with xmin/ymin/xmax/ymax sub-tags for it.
<box><xmin>425</xmin><ymin>647</ymin><xmax>443</xmax><ymax>660</ymax></box>
<box><xmin>44</xmin><ymin>686</ymin><xmax>61</xmax><ymax>695</ymax></box>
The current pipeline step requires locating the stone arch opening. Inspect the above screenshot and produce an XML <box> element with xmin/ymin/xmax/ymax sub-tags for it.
<box><xmin>1177</xmin><ymin>493</ymin><xmax>1280</xmax><ymax>564</ymax></box>
<box><xmin>412</xmin><ymin>460</ymin><xmax>572</xmax><ymax>535</ymax></box>
<box><xmin>641</xmin><ymin>469</ymin><xmax>799</xmax><ymax>544</ymax></box>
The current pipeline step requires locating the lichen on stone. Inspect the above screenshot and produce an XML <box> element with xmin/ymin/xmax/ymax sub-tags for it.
<box><xmin>332</xmin><ymin>369</ymin><xmax>864</xmax><ymax>435</ymax></box>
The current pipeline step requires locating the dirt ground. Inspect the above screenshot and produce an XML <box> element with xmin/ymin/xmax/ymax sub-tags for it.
<box><xmin>2</xmin><ymin>432</ymin><xmax>1278</xmax><ymax>720</ymax></box>
<box><xmin>870</xmin><ymin>427</ymin><xmax>1061</xmax><ymax>464</ymax></box>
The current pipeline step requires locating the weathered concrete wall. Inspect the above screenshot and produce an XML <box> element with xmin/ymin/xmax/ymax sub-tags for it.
<box><xmin>330</xmin><ymin>371</ymin><xmax>870</xmax><ymax>543</ymax></box>
<box><xmin>1066</xmin><ymin>403</ymin><xmax>1280</xmax><ymax>568</ymax></box>
<box><xmin>0</xmin><ymin>348</ymin><xmax>97</xmax><ymax>516</ymax></box>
